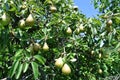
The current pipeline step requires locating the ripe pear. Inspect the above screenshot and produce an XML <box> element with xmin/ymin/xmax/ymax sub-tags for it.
<box><xmin>91</xmin><ymin>51</ymin><xmax>94</xmax><ymax>55</ymax></box>
<box><xmin>21</xmin><ymin>5</ymin><xmax>27</xmax><ymax>9</ymax></box>
<box><xmin>33</xmin><ymin>43</ymin><xmax>41</xmax><ymax>52</ymax></box>
<box><xmin>98</xmin><ymin>69</ymin><xmax>102</xmax><ymax>74</ymax></box>
<box><xmin>99</xmin><ymin>53</ymin><xmax>102</xmax><ymax>58</ymax></box>
<box><xmin>107</xmin><ymin>19</ymin><xmax>112</xmax><ymax>25</ymax></box>
<box><xmin>18</xmin><ymin>19</ymin><xmax>25</xmax><ymax>28</ymax></box>
<box><xmin>62</xmin><ymin>64</ymin><xmax>71</xmax><ymax>75</ymax></box>
<box><xmin>43</xmin><ymin>42</ymin><xmax>49</xmax><ymax>51</ymax></box>
<box><xmin>1</xmin><ymin>13</ymin><xmax>10</xmax><ymax>26</ymax></box>
<box><xmin>25</xmin><ymin>14</ymin><xmax>34</xmax><ymax>26</ymax></box>
<box><xmin>50</xmin><ymin>6</ymin><xmax>57</xmax><ymax>12</ymax></box>
<box><xmin>79</xmin><ymin>24</ymin><xmax>84</xmax><ymax>31</ymax></box>
<box><xmin>55</xmin><ymin>57</ymin><xmax>64</xmax><ymax>68</ymax></box>
<box><xmin>66</xmin><ymin>27</ymin><xmax>72</xmax><ymax>34</ymax></box>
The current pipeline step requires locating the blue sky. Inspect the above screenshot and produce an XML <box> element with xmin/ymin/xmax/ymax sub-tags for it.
<box><xmin>74</xmin><ymin>0</ymin><xmax>99</xmax><ymax>17</ymax></box>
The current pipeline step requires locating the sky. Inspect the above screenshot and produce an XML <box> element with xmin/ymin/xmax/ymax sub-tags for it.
<box><xmin>74</xmin><ymin>0</ymin><xmax>99</xmax><ymax>17</ymax></box>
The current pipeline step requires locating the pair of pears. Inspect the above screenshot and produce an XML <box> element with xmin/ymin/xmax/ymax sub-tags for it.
<box><xmin>30</xmin><ymin>42</ymin><xmax>49</xmax><ymax>52</ymax></box>
<box><xmin>55</xmin><ymin>57</ymin><xmax>71</xmax><ymax>75</ymax></box>
<box><xmin>18</xmin><ymin>14</ymin><xmax>34</xmax><ymax>29</ymax></box>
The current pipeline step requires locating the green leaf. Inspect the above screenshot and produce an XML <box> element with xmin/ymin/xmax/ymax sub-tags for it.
<box><xmin>66</xmin><ymin>44</ymin><xmax>73</xmax><ymax>47</ymax></box>
<box><xmin>115</xmin><ymin>17</ymin><xmax>120</xmax><ymax>24</ymax></box>
<box><xmin>34</xmin><ymin>55</ymin><xmax>46</xmax><ymax>65</ymax></box>
<box><xmin>108</xmin><ymin>33</ymin><xmax>112</xmax><ymax>45</ymax></box>
<box><xmin>23</xmin><ymin>62</ymin><xmax>29</xmax><ymax>73</ymax></box>
<box><xmin>115</xmin><ymin>42</ymin><xmax>120</xmax><ymax>49</ymax></box>
<box><xmin>10</xmin><ymin>60</ymin><xmax>19</xmax><ymax>77</ymax></box>
<box><xmin>16</xmin><ymin>63</ymin><xmax>23</xmax><ymax>79</ymax></box>
<box><xmin>9</xmin><ymin>7</ymin><xmax>16</xmax><ymax>12</ymax></box>
<box><xmin>15</xmin><ymin>49</ymin><xmax>23</xmax><ymax>57</ymax></box>
<box><xmin>31</xmin><ymin>62</ymin><xmax>39</xmax><ymax>79</ymax></box>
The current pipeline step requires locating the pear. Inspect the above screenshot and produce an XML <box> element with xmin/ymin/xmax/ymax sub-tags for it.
<box><xmin>50</xmin><ymin>6</ymin><xmax>57</xmax><ymax>12</ymax></box>
<box><xmin>99</xmin><ymin>53</ymin><xmax>102</xmax><ymax>58</ymax></box>
<box><xmin>26</xmin><ymin>14</ymin><xmax>34</xmax><ymax>26</ymax></box>
<box><xmin>66</xmin><ymin>27</ymin><xmax>72</xmax><ymax>34</ymax></box>
<box><xmin>1</xmin><ymin>13</ymin><xmax>10</xmax><ymax>26</ymax></box>
<box><xmin>55</xmin><ymin>57</ymin><xmax>64</xmax><ymax>68</ymax></box>
<box><xmin>91</xmin><ymin>51</ymin><xmax>94</xmax><ymax>55</ymax></box>
<box><xmin>107</xmin><ymin>19</ymin><xmax>112</xmax><ymax>25</ymax></box>
<box><xmin>62</xmin><ymin>64</ymin><xmax>71</xmax><ymax>75</ymax></box>
<box><xmin>33</xmin><ymin>43</ymin><xmax>41</xmax><ymax>52</ymax></box>
<box><xmin>79</xmin><ymin>24</ymin><xmax>84</xmax><ymax>31</ymax></box>
<box><xmin>43</xmin><ymin>42</ymin><xmax>49</xmax><ymax>51</ymax></box>
<box><xmin>18</xmin><ymin>19</ymin><xmax>25</xmax><ymax>28</ymax></box>
<box><xmin>98</xmin><ymin>69</ymin><xmax>102</xmax><ymax>74</ymax></box>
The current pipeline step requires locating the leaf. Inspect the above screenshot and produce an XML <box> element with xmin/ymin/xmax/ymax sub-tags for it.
<box><xmin>108</xmin><ymin>33</ymin><xmax>112</xmax><ymax>44</ymax></box>
<box><xmin>16</xmin><ymin>63</ymin><xmax>23</xmax><ymax>79</ymax></box>
<box><xmin>4</xmin><ymin>3</ymin><xmax>9</xmax><ymax>11</ymax></box>
<box><xmin>16</xmin><ymin>64</ymin><xmax>23</xmax><ymax>79</ymax></box>
<box><xmin>15</xmin><ymin>49</ymin><xmax>23</xmax><ymax>57</ymax></box>
<box><xmin>9</xmin><ymin>7</ymin><xmax>16</xmax><ymax>12</ymax></box>
<box><xmin>34</xmin><ymin>55</ymin><xmax>46</xmax><ymax>65</ymax></box>
<box><xmin>23</xmin><ymin>62</ymin><xmax>29</xmax><ymax>73</ymax></box>
<box><xmin>115</xmin><ymin>17</ymin><xmax>120</xmax><ymax>24</ymax></box>
<box><xmin>115</xmin><ymin>42</ymin><xmax>120</xmax><ymax>49</ymax></box>
<box><xmin>31</xmin><ymin>62</ymin><xmax>39</xmax><ymax>79</ymax></box>
<box><xmin>10</xmin><ymin>60</ymin><xmax>19</xmax><ymax>77</ymax></box>
<box><xmin>66</xmin><ymin>44</ymin><xmax>73</xmax><ymax>47</ymax></box>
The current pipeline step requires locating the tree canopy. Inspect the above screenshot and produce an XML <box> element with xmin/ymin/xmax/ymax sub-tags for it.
<box><xmin>0</xmin><ymin>0</ymin><xmax>120</xmax><ymax>80</ymax></box>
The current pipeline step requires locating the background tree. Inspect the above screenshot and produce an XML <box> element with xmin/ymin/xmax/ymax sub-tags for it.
<box><xmin>0</xmin><ymin>0</ymin><xmax>120</xmax><ymax>80</ymax></box>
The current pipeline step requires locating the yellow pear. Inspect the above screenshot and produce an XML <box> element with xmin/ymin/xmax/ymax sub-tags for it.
<box><xmin>50</xmin><ymin>6</ymin><xmax>57</xmax><ymax>12</ymax></box>
<box><xmin>55</xmin><ymin>57</ymin><xmax>64</xmax><ymax>68</ymax></box>
<box><xmin>62</xmin><ymin>64</ymin><xmax>71</xmax><ymax>75</ymax></box>
<box><xmin>79</xmin><ymin>24</ymin><xmax>84</xmax><ymax>31</ymax></box>
<box><xmin>26</xmin><ymin>14</ymin><xmax>34</xmax><ymax>26</ymax></box>
<box><xmin>91</xmin><ymin>51</ymin><xmax>94</xmax><ymax>55</ymax></box>
<box><xmin>99</xmin><ymin>53</ymin><xmax>102</xmax><ymax>58</ymax></box>
<box><xmin>107</xmin><ymin>19</ymin><xmax>112</xmax><ymax>25</ymax></box>
<box><xmin>18</xmin><ymin>19</ymin><xmax>25</xmax><ymax>28</ymax></box>
<box><xmin>66</xmin><ymin>27</ymin><xmax>72</xmax><ymax>34</ymax></box>
<box><xmin>43</xmin><ymin>42</ymin><xmax>49</xmax><ymax>51</ymax></box>
<box><xmin>2</xmin><ymin>13</ymin><xmax>10</xmax><ymax>26</ymax></box>
<box><xmin>98</xmin><ymin>69</ymin><xmax>102</xmax><ymax>74</ymax></box>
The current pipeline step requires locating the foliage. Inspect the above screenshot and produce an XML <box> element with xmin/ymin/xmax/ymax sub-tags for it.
<box><xmin>93</xmin><ymin>0</ymin><xmax>120</xmax><ymax>13</ymax></box>
<box><xmin>0</xmin><ymin>0</ymin><xmax>120</xmax><ymax>80</ymax></box>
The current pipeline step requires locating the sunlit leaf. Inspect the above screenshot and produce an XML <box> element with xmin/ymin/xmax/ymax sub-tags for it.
<box><xmin>16</xmin><ymin>63</ymin><xmax>23</xmax><ymax>79</ymax></box>
<box><xmin>10</xmin><ymin>61</ymin><xmax>19</xmax><ymax>77</ymax></box>
<box><xmin>34</xmin><ymin>55</ymin><xmax>46</xmax><ymax>65</ymax></box>
<box><xmin>31</xmin><ymin>62</ymin><xmax>39</xmax><ymax>79</ymax></box>
<box><xmin>23</xmin><ymin>62</ymin><xmax>29</xmax><ymax>73</ymax></box>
